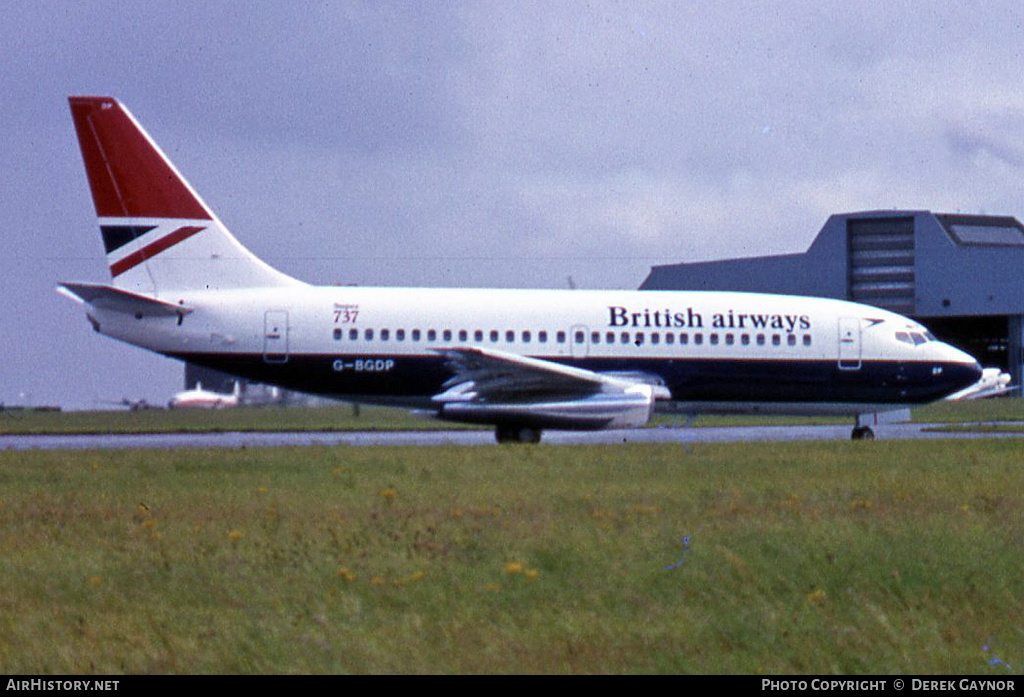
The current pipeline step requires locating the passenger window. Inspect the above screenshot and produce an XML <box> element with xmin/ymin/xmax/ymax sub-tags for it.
<box><xmin>490</xmin><ymin>330</ymin><xmax>499</xmax><ymax>342</ymax></box>
<box><xmin>522</xmin><ymin>331</ymin><xmax>531</xmax><ymax>343</ymax></box>
<box><xmin>458</xmin><ymin>330</ymin><xmax>467</xmax><ymax>341</ymax></box>
<box><xmin>741</xmin><ymin>334</ymin><xmax>750</xmax><ymax>346</ymax></box>
<box><xmin>412</xmin><ymin>329</ymin><xmax>421</xmax><ymax>341</ymax></box>
<box><xmin>621</xmin><ymin>332</ymin><xmax>630</xmax><ymax>344</ymax></box>
<box><xmin>710</xmin><ymin>333</ymin><xmax>718</xmax><ymax>345</ymax></box>
<box><xmin>443</xmin><ymin>330</ymin><xmax>452</xmax><ymax>342</ymax></box>
<box><xmin>635</xmin><ymin>333</ymin><xmax>644</xmax><ymax>345</ymax></box>
<box><xmin>694</xmin><ymin>334</ymin><xmax>703</xmax><ymax>345</ymax></box>
<box><xmin>474</xmin><ymin>330</ymin><xmax>483</xmax><ymax>342</ymax></box>
<box><xmin>651</xmin><ymin>333</ymin><xmax>660</xmax><ymax>345</ymax></box>
<box><xmin>349</xmin><ymin>328</ymin><xmax>358</xmax><ymax>341</ymax></box>
<box><xmin>665</xmin><ymin>333</ymin><xmax>674</xmax><ymax>345</ymax></box>
<box><xmin>787</xmin><ymin>334</ymin><xmax>796</xmax><ymax>346</ymax></box>
<box><xmin>756</xmin><ymin>334</ymin><xmax>765</xmax><ymax>346</ymax></box>
<box><xmin>606</xmin><ymin>332</ymin><xmax>615</xmax><ymax>344</ymax></box>
<box><xmin>575</xmin><ymin>331</ymin><xmax>585</xmax><ymax>344</ymax></box>
<box><xmin>591</xmin><ymin>331</ymin><xmax>600</xmax><ymax>344</ymax></box>
<box><xmin>556</xmin><ymin>331</ymin><xmax>566</xmax><ymax>343</ymax></box>
<box><xmin>333</xmin><ymin>328</ymin><xmax>342</xmax><ymax>341</ymax></box>
<box><xmin>364</xmin><ymin>328</ymin><xmax>374</xmax><ymax>341</ymax></box>
<box><xmin>772</xmin><ymin>334</ymin><xmax>781</xmax><ymax>346</ymax></box>
<box><xmin>506</xmin><ymin>330</ymin><xmax>515</xmax><ymax>342</ymax></box>
<box><xmin>680</xmin><ymin>333</ymin><xmax>688</xmax><ymax>345</ymax></box>
<box><xmin>397</xmin><ymin>329</ymin><xmax>405</xmax><ymax>341</ymax></box>
<box><xmin>803</xmin><ymin>334</ymin><xmax>812</xmax><ymax>346</ymax></box>
<box><xmin>427</xmin><ymin>329</ymin><xmax>437</xmax><ymax>342</ymax></box>
<box><xmin>539</xmin><ymin>331</ymin><xmax>548</xmax><ymax>343</ymax></box>
<box><xmin>381</xmin><ymin>329</ymin><xmax>390</xmax><ymax>341</ymax></box>
<box><xmin>725</xmin><ymin>334</ymin><xmax>734</xmax><ymax>346</ymax></box>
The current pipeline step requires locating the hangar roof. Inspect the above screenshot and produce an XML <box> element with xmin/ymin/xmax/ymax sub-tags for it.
<box><xmin>641</xmin><ymin>210</ymin><xmax>1024</xmax><ymax>318</ymax></box>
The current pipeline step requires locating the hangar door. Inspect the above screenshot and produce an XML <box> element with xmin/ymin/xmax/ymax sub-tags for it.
<box><xmin>847</xmin><ymin>217</ymin><xmax>915</xmax><ymax>315</ymax></box>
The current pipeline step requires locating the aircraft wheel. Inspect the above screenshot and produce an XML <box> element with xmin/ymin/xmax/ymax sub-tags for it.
<box><xmin>495</xmin><ymin>426</ymin><xmax>515</xmax><ymax>443</ymax></box>
<box><xmin>851</xmin><ymin>426</ymin><xmax>874</xmax><ymax>440</ymax></box>
<box><xmin>495</xmin><ymin>426</ymin><xmax>542</xmax><ymax>444</ymax></box>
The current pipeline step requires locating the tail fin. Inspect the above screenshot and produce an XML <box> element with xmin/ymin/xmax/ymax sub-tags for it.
<box><xmin>68</xmin><ymin>96</ymin><xmax>300</xmax><ymax>294</ymax></box>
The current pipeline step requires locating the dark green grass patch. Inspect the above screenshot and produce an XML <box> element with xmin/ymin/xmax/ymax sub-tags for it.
<box><xmin>0</xmin><ymin>440</ymin><xmax>1021</xmax><ymax>673</ymax></box>
<box><xmin>0</xmin><ymin>404</ymin><xmax>478</xmax><ymax>435</ymax></box>
<box><xmin>5</xmin><ymin>396</ymin><xmax>1023</xmax><ymax>436</ymax></box>
<box><xmin>8</xmin><ymin>390</ymin><xmax>1024</xmax><ymax>433</ymax></box>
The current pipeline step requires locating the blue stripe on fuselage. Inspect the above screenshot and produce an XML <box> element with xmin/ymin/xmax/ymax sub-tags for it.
<box><xmin>165</xmin><ymin>352</ymin><xmax>979</xmax><ymax>409</ymax></box>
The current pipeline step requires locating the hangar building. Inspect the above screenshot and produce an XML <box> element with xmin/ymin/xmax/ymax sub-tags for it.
<box><xmin>641</xmin><ymin>210</ymin><xmax>1024</xmax><ymax>389</ymax></box>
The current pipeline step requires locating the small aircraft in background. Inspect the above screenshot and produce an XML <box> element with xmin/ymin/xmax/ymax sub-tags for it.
<box><xmin>168</xmin><ymin>382</ymin><xmax>241</xmax><ymax>410</ymax></box>
<box><xmin>944</xmin><ymin>368</ymin><xmax>1016</xmax><ymax>401</ymax></box>
<box><xmin>99</xmin><ymin>397</ymin><xmax>160</xmax><ymax>411</ymax></box>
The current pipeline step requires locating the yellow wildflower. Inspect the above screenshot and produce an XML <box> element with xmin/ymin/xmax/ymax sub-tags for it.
<box><xmin>806</xmin><ymin>589</ymin><xmax>826</xmax><ymax>604</ymax></box>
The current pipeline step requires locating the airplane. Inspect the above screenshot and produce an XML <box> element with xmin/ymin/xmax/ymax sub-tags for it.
<box><xmin>58</xmin><ymin>96</ymin><xmax>983</xmax><ymax>443</ymax></box>
<box><xmin>168</xmin><ymin>381</ymin><xmax>241</xmax><ymax>410</ymax></box>
<box><xmin>944</xmin><ymin>367</ymin><xmax>1016</xmax><ymax>401</ymax></box>
<box><xmin>98</xmin><ymin>397</ymin><xmax>159</xmax><ymax>411</ymax></box>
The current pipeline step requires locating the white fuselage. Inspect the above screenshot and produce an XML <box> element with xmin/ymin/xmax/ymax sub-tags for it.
<box><xmin>88</xmin><ymin>285</ymin><xmax>980</xmax><ymax>416</ymax></box>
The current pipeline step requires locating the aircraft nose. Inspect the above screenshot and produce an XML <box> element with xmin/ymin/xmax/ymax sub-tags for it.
<box><xmin>948</xmin><ymin>347</ymin><xmax>983</xmax><ymax>389</ymax></box>
<box><xmin>969</xmin><ymin>359</ymin><xmax>983</xmax><ymax>384</ymax></box>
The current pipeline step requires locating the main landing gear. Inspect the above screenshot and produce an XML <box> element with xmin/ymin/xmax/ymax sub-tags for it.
<box><xmin>851</xmin><ymin>425</ymin><xmax>875</xmax><ymax>440</ymax></box>
<box><xmin>495</xmin><ymin>425</ymin><xmax>542</xmax><ymax>444</ymax></box>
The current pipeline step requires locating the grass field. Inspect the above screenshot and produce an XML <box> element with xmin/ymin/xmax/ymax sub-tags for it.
<box><xmin>4</xmin><ymin>396</ymin><xmax>1024</xmax><ymax>436</ymax></box>
<box><xmin>0</xmin><ymin>439</ymin><xmax>1021</xmax><ymax>674</ymax></box>
<box><xmin>0</xmin><ymin>404</ymin><xmax>465</xmax><ymax>435</ymax></box>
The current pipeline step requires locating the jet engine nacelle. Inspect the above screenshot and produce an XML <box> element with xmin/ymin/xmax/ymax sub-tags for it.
<box><xmin>438</xmin><ymin>384</ymin><xmax>655</xmax><ymax>431</ymax></box>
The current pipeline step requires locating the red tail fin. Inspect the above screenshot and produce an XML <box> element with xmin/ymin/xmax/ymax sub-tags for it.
<box><xmin>69</xmin><ymin>96</ymin><xmax>212</xmax><ymax>220</ymax></box>
<box><xmin>67</xmin><ymin>96</ymin><xmax>299</xmax><ymax>292</ymax></box>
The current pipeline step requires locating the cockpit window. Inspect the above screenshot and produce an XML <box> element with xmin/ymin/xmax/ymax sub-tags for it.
<box><xmin>896</xmin><ymin>331</ymin><xmax>932</xmax><ymax>346</ymax></box>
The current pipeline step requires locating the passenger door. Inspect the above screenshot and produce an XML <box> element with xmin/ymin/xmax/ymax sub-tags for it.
<box><xmin>838</xmin><ymin>317</ymin><xmax>861</xmax><ymax>370</ymax></box>
<box><xmin>263</xmin><ymin>310</ymin><xmax>289</xmax><ymax>363</ymax></box>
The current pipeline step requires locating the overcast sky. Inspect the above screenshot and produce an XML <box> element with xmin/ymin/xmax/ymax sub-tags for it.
<box><xmin>3</xmin><ymin>1</ymin><xmax>1024</xmax><ymax>409</ymax></box>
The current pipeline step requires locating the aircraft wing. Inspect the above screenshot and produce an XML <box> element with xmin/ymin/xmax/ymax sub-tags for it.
<box><xmin>943</xmin><ymin>368</ymin><xmax>1016</xmax><ymax>401</ymax></box>
<box><xmin>947</xmin><ymin>382</ymin><xmax>1018</xmax><ymax>400</ymax></box>
<box><xmin>434</xmin><ymin>346</ymin><xmax>610</xmax><ymax>401</ymax></box>
<box><xmin>432</xmin><ymin>346</ymin><xmax>669</xmax><ymax>430</ymax></box>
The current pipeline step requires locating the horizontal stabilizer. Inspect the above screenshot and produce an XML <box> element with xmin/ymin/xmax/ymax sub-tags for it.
<box><xmin>57</xmin><ymin>282</ymin><xmax>192</xmax><ymax>317</ymax></box>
